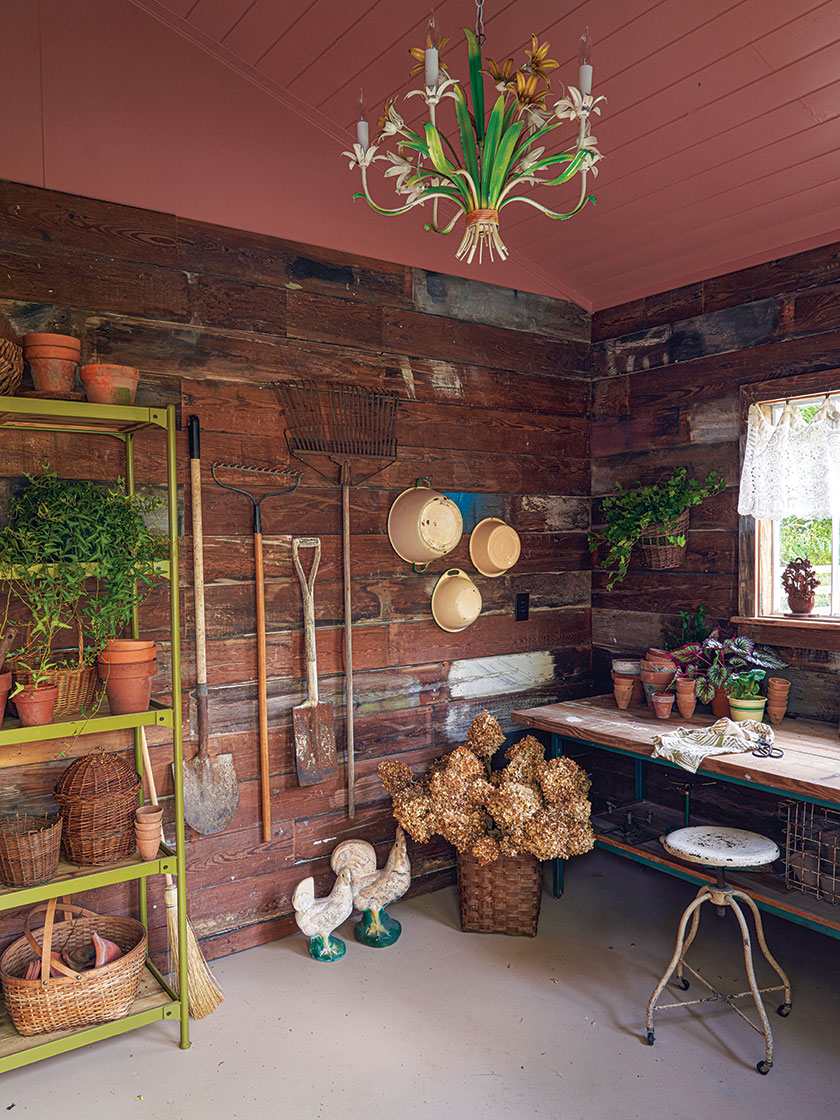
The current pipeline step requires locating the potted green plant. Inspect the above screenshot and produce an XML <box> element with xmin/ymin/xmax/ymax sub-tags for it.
<box><xmin>781</xmin><ymin>556</ymin><xmax>820</xmax><ymax>615</ymax></box>
<box><xmin>590</xmin><ymin>468</ymin><xmax>725</xmax><ymax>589</ymax></box>
<box><xmin>668</xmin><ymin>631</ymin><xmax>786</xmax><ymax>717</ymax></box>
<box><xmin>725</xmin><ymin>669</ymin><xmax>767</xmax><ymax>723</ymax></box>
<box><xmin>0</xmin><ymin>464</ymin><xmax>167</xmax><ymax>723</ymax></box>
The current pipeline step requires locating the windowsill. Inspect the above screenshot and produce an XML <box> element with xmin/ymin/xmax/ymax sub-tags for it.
<box><xmin>732</xmin><ymin>615</ymin><xmax>840</xmax><ymax>652</ymax></box>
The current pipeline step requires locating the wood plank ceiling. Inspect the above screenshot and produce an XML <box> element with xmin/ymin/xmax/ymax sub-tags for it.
<box><xmin>114</xmin><ymin>2</ymin><xmax>840</xmax><ymax>308</ymax></box>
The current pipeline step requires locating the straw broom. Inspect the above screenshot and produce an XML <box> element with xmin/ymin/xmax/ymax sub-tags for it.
<box><xmin>140</xmin><ymin>728</ymin><xmax>224</xmax><ymax>1018</ymax></box>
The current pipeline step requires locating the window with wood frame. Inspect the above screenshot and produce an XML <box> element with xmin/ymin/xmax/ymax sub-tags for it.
<box><xmin>738</xmin><ymin>374</ymin><xmax>840</xmax><ymax>624</ymax></box>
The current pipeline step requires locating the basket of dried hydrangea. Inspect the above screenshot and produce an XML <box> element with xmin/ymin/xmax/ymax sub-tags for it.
<box><xmin>379</xmin><ymin>710</ymin><xmax>595</xmax><ymax>937</ymax></box>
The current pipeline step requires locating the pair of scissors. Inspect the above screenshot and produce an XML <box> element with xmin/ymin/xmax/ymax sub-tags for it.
<box><xmin>753</xmin><ymin>738</ymin><xmax>784</xmax><ymax>759</ymax></box>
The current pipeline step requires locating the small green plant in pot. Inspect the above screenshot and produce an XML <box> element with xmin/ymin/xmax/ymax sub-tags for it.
<box><xmin>0</xmin><ymin>464</ymin><xmax>167</xmax><ymax>723</ymax></box>
<box><xmin>725</xmin><ymin>669</ymin><xmax>767</xmax><ymax>723</ymax></box>
<box><xmin>590</xmin><ymin>468</ymin><xmax>725</xmax><ymax>590</ymax></box>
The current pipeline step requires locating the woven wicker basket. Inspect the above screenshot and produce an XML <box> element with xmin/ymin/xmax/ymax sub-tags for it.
<box><xmin>11</xmin><ymin>660</ymin><xmax>101</xmax><ymax>721</ymax></box>
<box><xmin>637</xmin><ymin>508</ymin><xmax>690</xmax><ymax>570</ymax></box>
<box><xmin>0</xmin><ymin>338</ymin><xmax>24</xmax><ymax>396</ymax></box>
<box><xmin>54</xmin><ymin>749</ymin><xmax>140</xmax><ymax>866</ymax></box>
<box><xmin>457</xmin><ymin>850</ymin><xmax>542</xmax><ymax>936</ymax></box>
<box><xmin>0</xmin><ymin>899</ymin><xmax>146</xmax><ymax>1036</ymax></box>
<box><xmin>0</xmin><ymin>814</ymin><xmax>62</xmax><ymax>887</ymax></box>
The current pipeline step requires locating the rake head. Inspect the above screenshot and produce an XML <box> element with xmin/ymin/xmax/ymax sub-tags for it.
<box><xmin>273</xmin><ymin>380</ymin><xmax>399</xmax><ymax>461</ymax></box>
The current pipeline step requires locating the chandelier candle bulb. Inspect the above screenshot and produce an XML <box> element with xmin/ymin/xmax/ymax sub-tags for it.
<box><xmin>578</xmin><ymin>27</ymin><xmax>593</xmax><ymax>96</ymax></box>
<box><xmin>356</xmin><ymin>88</ymin><xmax>369</xmax><ymax>151</ymax></box>
<box><xmin>425</xmin><ymin>11</ymin><xmax>440</xmax><ymax>89</ymax></box>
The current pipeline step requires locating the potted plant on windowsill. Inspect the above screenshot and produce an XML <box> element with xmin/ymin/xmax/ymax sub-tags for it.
<box><xmin>590</xmin><ymin>468</ymin><xmax>725</xmax><ymax>589</ymax></box>
<box><xmin>0</xmin><ymin>464</ymin><xmax>167</xmax><ymax>724</ymax></box>
<box><xmin>725</xmin><ymin>669</ymin><xmax>767</xmax><ymax>723</ymax></box>
<box><xmin>668</xmin><ymin>631</ymin><xmax>786</xmax><ymax>717</ymax></box>
<box><xmin>781</xmin><ymin>556</ymin><xmax>820</xmax><ymax>615</ymax></box>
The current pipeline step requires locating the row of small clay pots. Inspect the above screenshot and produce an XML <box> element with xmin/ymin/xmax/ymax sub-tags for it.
<box><xmin>135</xmin><ymin>803</ymin><xmax>163</xmax><ymax>861</ymax></box>
<box><xmin>23</xmin><ymin>333</ymin><xmax>139</xmax><ymax>404</ymax></box>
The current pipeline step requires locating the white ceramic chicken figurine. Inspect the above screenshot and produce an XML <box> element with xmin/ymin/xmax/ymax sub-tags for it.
<box><xmin>330</xmin><ymin>827</ymin><xmax>411</xmax><ymax>947</ymax></box>
<box><xmin>292</xmin><ymin>867</ymin><xmax>354</xmax><ymax>961</ymax></box>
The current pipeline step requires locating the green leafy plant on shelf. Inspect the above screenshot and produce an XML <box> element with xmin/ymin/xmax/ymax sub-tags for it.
<box><xmin>0</xmin><ymin>463</ymin><xmax>168</xmax><ymax>688</ymax></box>
<box><xmin>589</xmin><ymin>468</ymin><xmax>725</xmax><ymax>589</ymax></box>
<box><xmin>668</xmin><ymin>632</ymin><xmax>785</xmax><ymax>704</ymax></box>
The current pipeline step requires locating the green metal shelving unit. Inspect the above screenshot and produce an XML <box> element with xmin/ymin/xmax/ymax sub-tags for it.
<box><xmin>0</xmin><ymin>398</ymin><xmax>189</xmax><ymax>1073</ymax></box>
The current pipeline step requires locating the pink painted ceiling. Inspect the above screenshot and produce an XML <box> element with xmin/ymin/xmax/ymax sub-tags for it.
<box><xmin>1</xmin><ymin>0</ymin><xmax>839</xmax><ymax>311</ymax></box>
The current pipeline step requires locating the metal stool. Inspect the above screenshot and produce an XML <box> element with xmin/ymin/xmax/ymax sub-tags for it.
<box><xmin>646</xmin><ymin>826</ymin><xmax>792</xmax><ymax>1074</ymax></box>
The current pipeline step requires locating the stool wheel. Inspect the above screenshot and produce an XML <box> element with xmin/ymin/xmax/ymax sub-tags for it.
<box><xmin>646</xmin><ymin>1030</ymin><xmax>655</xmax><ymax>1046</ymax></box>
<box><xmin>777</xmin><ymin>1003</ymin><xmax>791</xmax><ymax>1017</ymax></box>
<box><xmin>676</xmin><ymin>977</ymin><xmax>689</xmax><ymax>991</ymax></box>
<box><xmin>756</xmin><ymin>1060</ymin><xmax>773</xmax><ymax>1075</ymax></box>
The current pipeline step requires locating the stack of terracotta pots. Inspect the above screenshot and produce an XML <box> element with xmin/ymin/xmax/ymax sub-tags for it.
<box><xmin>23</xmin><ymin>333</ymin><xmax>81</xmax><ymax>395</ymax></box>
<box><xmin>640</xmin><ymin>649</ymin><xmax>676</xmax><ymax>709</ymax></box>
<box><xmin>97</xmin><ymin>639</ymin><xmax>157</xmax><ymax>715</ymax></box>
<box><xmin>766</xmin><ymin>677</ymin><xmax>791</xmax><ymax>725</ymax></box>
<box><xmin>611</xmin><ymin>658</ymin><xmax>643</xmax><ymax>708</ymax></box>
<box><xmin>674</xmin><ymin>676</ymin><xmax>698</xmax><ymax>720</ymax></box>
<box><xmin>134</xmin><ymin>803</ymin><xmax>163</xmax><ymax>861</ymax></box>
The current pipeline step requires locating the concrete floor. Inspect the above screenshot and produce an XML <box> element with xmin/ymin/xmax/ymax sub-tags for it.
<box><xmin>2</xmin><ymin>850</ymin><xmax>839</xmax><ymax>1119</ymax></box>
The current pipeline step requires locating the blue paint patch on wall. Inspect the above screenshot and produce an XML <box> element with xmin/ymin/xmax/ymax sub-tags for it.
<box><xmin>441</xmin><ymin>492</ymin><xmax>505</xmax><ymax>533</ymax></box>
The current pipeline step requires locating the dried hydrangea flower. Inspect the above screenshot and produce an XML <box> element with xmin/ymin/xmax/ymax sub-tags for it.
<box><xmin>379</xmin><ymin>758</ymin><xmax>415</xmax><ymax>795</ymax></box>
<box><xmin>465</xmin><ymin>710</ymin><xmax>506</xmax><ymax>760</ymax></box>
<box><xmin>392</xmin><ymin>787</ymin><xmax>438</xmax><ymax>844</ymax></box>
<box><xmin>503</xmin><ymin>735</ymin><xmax>546</xmax><ymax>785</ymax></box>
<box><xmin>536</xmin><ymin>756</ymin><xmax>591</xmax><ymax>804</ymax></box>
<box><xmin>486</xmin><ymin>781</ymin><xmax>542</xmax><ymax>829</ymax></box>
<box><xmin>471</xmin><ymin>834</ymin><xmax>501</xmax><ymax>865</ymax></box>
<box><xmin>439</xmin><ymin>807</ymin><xmax>485</xmax><ymax>852</ymax></box>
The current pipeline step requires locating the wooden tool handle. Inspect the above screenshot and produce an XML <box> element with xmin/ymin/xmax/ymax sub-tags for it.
<box><xmin>292</xmin><ymin>537</ymin><xmax>321</xmax><ymax>704</ymax></box>
<box><xmin>342</xmin><ymin>482</ymin><xmax>355</xmax><ymax>819</ymax></box>
<box><xmin>140</xmin><ymin>727</ymin><xmax>175</xmax><ymax>891</ymax></box>
<box><xmin>255</xmin><ymin>531</ymin><xmax>270</xmax><ymax>842</ymax></box>
<box><xmin>190</xmin><ymin>451</ymin><xmax>209</xmax><ymax>760</ymax></box>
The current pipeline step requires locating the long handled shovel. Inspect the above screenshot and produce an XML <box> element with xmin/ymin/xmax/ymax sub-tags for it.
<box><xmin>182</xmin><ymin>416</ymin><xmax>239</xmax><ymax>835</ymax></box>
<box><xmin>291</xmin><ymin>537</ymin><xmax>336</xmax><ymax>785</ymax></box>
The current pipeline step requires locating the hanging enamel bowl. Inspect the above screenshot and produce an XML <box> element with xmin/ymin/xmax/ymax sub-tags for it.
<box><xmin>469</xmin><ymin>518</ymin><xmax>521</xmax><ymax>578</ymax></box>
<box><xmin>387</xmin><ymin>479</ymin><xmax>463</xmax><ymax>572</ymax></box>
<box><xmin>430</xmin><ymin>569</ymin><xmax>482</xmax><ymax>633</ymax></box>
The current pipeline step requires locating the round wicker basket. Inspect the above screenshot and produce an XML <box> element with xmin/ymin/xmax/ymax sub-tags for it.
<box><xmin>637</xmin><ymin>508</ymin><xmax>690</xmax><ymax>570</ymax></box>
<box><xmin>457</xmin><ymin>850</ymin><xmax>542</xmax><ymax>936</ymax></box>
<box><xmin>54</xmin><ymin>749</ymin><xmax>140</xmax><ymax>866</ymax></box>
<box><xmin>0</xmin><ymin>814</ymin><xmax>62</xmax><ymax>887</ymax></box>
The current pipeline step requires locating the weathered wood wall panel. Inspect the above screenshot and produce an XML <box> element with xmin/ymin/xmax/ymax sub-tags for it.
<box><xmin>0</xmin><ymin>179</ymin><xmax>591</xmax><ymax>960</ymax></box>
<box><xmin>591</xmin><ymin>239</ymin><xmax>840</xmax><ymax>725</ymax></box>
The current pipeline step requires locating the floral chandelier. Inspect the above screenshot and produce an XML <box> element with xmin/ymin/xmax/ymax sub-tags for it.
<box><xmin>342</xmin><ymin>2</ymin><xmax>605</xmax><ymax>265</ymax></box>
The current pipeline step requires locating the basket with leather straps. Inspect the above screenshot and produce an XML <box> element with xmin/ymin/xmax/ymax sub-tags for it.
<box><xmin>457</xmin><ymin>849</ymin><xmax>542</xmax><ymax>937</ymax></box>
<box><xmin>0</xmin><ymin>898</ymin><xmax>147</xmax><ymax>1036</ymax></box>
<box><xmin>0</xmin><ymin>813</ymin><xmax>62</xmax><ymax>887</ymax></box>
<box><xmin>637</xmin><ymin>508</ymin><xmax>690</xmax><ymax>570</ymax></box>
<box><xmin>54</xmin><ymin>748</ymin><xmax>140</xmax><ymax>865</ymax></box>
<box><xmin>0</xmin><ymin>337</ymin><xmax>23</xmax><ymax>396</ymax></box>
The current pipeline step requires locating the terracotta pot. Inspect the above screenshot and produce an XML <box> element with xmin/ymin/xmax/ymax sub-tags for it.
<box><xmin>787</xmin><ymin>592</ymin><xmax>815</xmax><ymax>615</ymax></box>
<box><xmin>134</xmin><ymin>818</ymin><xmax>163</xmax><ymax>834</ymax></box>
<box><xmin>651</xmin><ymin>692</ymin><xmax>674</xmax><ymax>719</ymax></box>
<box><xmin>97</xmin><ymin>646</ymin><xmax>157</xmax><ymax>665</ymax></box>
<box><xmin>676</xmin><ymin>693</ymin><xmax>697</xmax><ymax>720</ymax></box>
<box><xmin>767</xmin><ymin>677</ymin><xmax>790</xmax><ymax>694</ymax></box>
<box><xmin>98</xmin><ymin>660</ymin><xmax>157</xmax><ymax>715</ymax></box>
<box><xmin>135</xmin><ymin>828</ymin><xmax>160</xmax><ymax>861</ymax></box>
<box><xmin>24</xmin><ymin>344</ymin><xmax>81</xmax><ymax>358</ymax></box>
<box><xmin>80</xmin><ymin>364</ymin><xmax>140</xmax><ymax>406</ymax></box>
<box><xmin>710</xmin><ymin>687</ymin><xmax>730</xmax><ymax>719</ymax></box>
<box><xmin>135</xmin><ymin>804</ymin><xmax>163</xmax><ymax>825</ymax></box>
<box><xmin>614</xmin><ymin>683</ymin><xmax>633</xmax><ymax>711</ymax></box>
<box><xmin>646</xmin><ymin>648</ymin><xmax>677</xmax><ymax>667</ymax></box>
<box><xmin>27</xmin><ymin>356</ymin><xmax>78</xmax><ymax>394</ymax></box>
<box><xmin>23</xmin><ymin>333</ymin><xmax>81</xmax><ymax>352</ymax></box>
<box><xmin>0</xmin><ymin>668</ymin><xmax>11</xmax><ymax>716</ymax></box>
<box><xmin>767</xmin><ymin>697</ymin><xmax>788</xmax><ymax>725</ymax></box>
<box><xmin>612</xmin><ymin>671</ymin><xmax>644</xmax><ymax>705</ymax></box>
<box><xmin>104</xmin><ymin>638</ymin><xmax>155</xmax><ymax>653</ymax></box>
<box><xmin>13</xmin><ymin>684</ymin><xmax>58</xmax><ymax>727</ymax></box>
<box><xmin>675</xmin><ymin>677</ymin><xmax>696</xmax><ymax>692</ymax></box>
<box><xmin>728</xmin><ymin>696</ymin><xmax>767</xmax><ymax>723</ymax></box>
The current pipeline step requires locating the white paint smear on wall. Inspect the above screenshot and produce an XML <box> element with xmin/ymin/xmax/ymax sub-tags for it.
<box><xmin>448</xmin><ymin>651</ymin><xmax>556</xmax><ymax>699</ymax></box>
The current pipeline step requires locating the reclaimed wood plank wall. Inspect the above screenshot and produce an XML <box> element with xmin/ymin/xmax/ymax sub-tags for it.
<box><xmin>590</xmin><ymin>240</ymin><xmax>840</xmax><ymax>726</ymax></box>
<box><xmin>0</xmin><ymin>180</ymin><xmax>591</xmax><ymax>960</ymax></box>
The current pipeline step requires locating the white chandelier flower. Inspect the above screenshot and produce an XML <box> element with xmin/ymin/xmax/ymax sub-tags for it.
<box><xmin>341</xmin><ymin>142</ymin><xmax>381</xmax><ymax>172</ymax></box>
<box><xmin>379</xmin><ymin>102</ymin><xmax>405</xmax><ymax>137</ymax></box>
<box><xmin>383</xmin><ymin>151</ymin><xmax>416</xmax><ymax>193</ymax></box>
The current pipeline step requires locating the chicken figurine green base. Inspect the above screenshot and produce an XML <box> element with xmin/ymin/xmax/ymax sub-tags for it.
<box><xmin>292</xmin><ymin>867</ymin><xmax>354</xmax><ymax>963</ymax></box>
<box><xmin>331</xmin><ymin>827</ymin><xmax>411</xmax><ymax>948</ymax></box>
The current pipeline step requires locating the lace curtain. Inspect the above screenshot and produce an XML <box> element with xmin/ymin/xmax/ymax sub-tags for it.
<box><xmin>738</xmin><ymin>397</ymin><xmax>840</xmax><ymax>520</ymax></box>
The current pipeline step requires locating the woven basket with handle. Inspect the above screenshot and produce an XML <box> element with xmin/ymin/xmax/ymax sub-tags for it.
<box><xmin>11</xmin><ymin>659</ymin><xmax>100</xmax><ymax>721</ymax></box>
<box><xmin>637</xmin><ymin>508</ymin><xmax>690</xmax><ymax>570</ymax></box>
<box><xmin>457</xmin><ymin>850</ymin><xmax>542</xmax><ymax>936</ymax></box>
<box><xmin>0</xmin><ymin>898</ymin><xmax>146</xmax><ymax>1036</ymax></box>
<box><xmin>0</xmin><ymin>338</ymin><xmax>23</xmax><ymax>396</ymax></box>
<box><xmin>0</xmin><ymin>814</ymin><xmax>62</xmax><ymax>887</ymax></box>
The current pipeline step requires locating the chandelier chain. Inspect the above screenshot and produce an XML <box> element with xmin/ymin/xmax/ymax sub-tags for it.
<box><xmin>474</xmin><ymin>0</ymin><xmax>485</xmax><ymax>44</ymax></box>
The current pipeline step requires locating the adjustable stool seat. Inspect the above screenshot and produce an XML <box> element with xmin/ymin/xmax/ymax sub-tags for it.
<box><xmin>646</xmin><ymin>826</ymin><xmax>792</xmax><ymax>1074</ymax></box>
